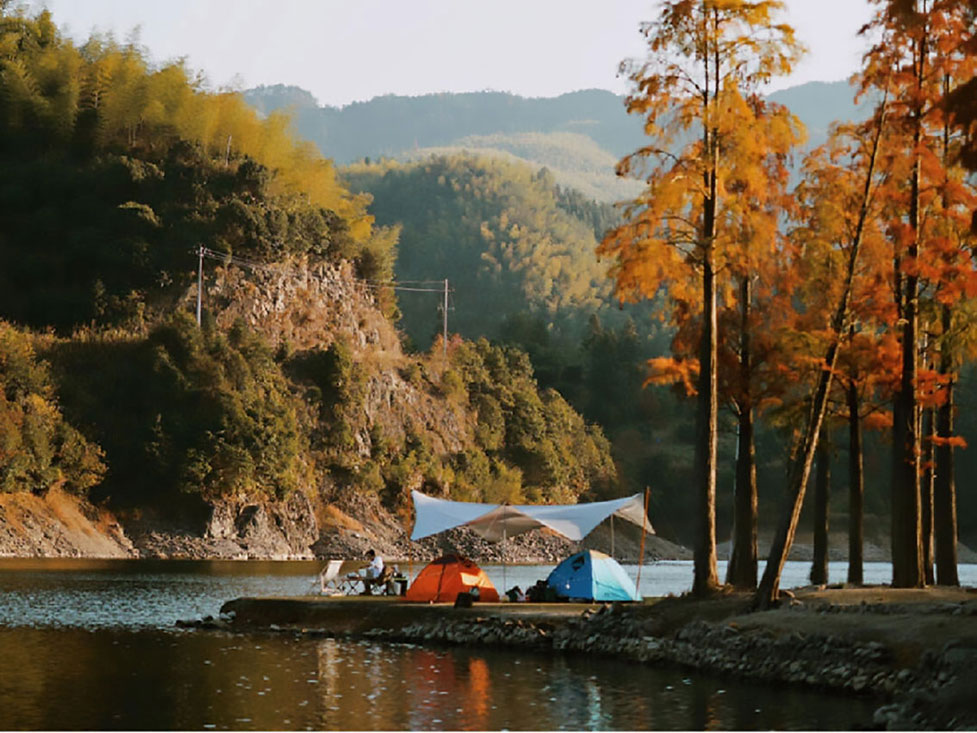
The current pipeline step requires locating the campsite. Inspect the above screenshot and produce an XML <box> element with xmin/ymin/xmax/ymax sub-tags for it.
<box><xmin>199</xmin><ymin>491</ymin><xmax>977</xmax><ymax>730</ymax></box>
<box><xmin>4</xmin><ymin>0</ymin><xmax>977</xmax><ymax>730</ymax></box>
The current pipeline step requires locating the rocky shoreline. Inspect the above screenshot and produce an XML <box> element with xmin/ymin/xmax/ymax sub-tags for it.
<box><xmin>3</xmin><ymin>485</ymin><xmax>977</xmax><ymax>573</ymax></box>
<box><xmin>0</xmin><ymin>487</ymin><xmax>697</xmax><ymax>563</ymax></box>
<box><xmin>368</xmin><ymin>607</ymin><xmax>970</xmax><ymax>730</ymax></box>
<box><xmin>200</xmin><ymin>588</ymin><xmax>977</xmax><ymax>731</ymax></box>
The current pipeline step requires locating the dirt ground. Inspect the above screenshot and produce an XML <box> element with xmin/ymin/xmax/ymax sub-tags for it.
<box><xmin>732</xmin><ymin>586</ymin><xmax>977</xmax><ymax>664</ymax></box>
<box><xmin>630</xmin><ymin>585</ymin><xmax>977</xmax><ymax>729</ymax></box>
<box><xmin>633</xmin><ymin>586</ymin><xmax>977</xmax><ymax>655</ymax></box>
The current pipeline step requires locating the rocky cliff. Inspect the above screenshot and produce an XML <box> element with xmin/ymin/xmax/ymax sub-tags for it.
<box><xmin>0</xmin><ymin>256</ymin><xmax>631</xmax><ymax>561</ymax></box>
<box><xmin>0</xmin><ymin>489</ymin><xmax>133</xmax><ymax>558</ymax></box>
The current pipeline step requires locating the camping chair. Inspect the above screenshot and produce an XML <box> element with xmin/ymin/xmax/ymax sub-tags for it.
<box><xmin>318</xmin><ymin>560</ymin><xmax>345</xmax><ymax>595</ymax></box>
<box><xmin>319</xmin><ymin>559</ymin><xmax>368</xmax><ymax>595</ymax></box>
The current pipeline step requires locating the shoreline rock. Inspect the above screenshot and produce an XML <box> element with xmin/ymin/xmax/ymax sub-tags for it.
<box><xmin>3</xmin><ymin>487</ymin><xmax>976</xmax><ymax>568</ymax></box>
<box><xmin>208</xmin><ymin>591</ymin><xmax>977</xmax><ymax>731</ymax></box>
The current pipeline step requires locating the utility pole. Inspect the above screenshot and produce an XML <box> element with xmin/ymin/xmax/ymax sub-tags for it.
<box><xmin>196</xmin><ymin>245</ymin><xmax>204</xmax><ymax>326</ymax></box>
<box><xmin>442</xmin><ymin>278</ymin><xmax>449</xmax><ymax>360</ymax></box>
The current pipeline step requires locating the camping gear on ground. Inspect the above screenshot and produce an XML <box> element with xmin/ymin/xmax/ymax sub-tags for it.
<box><xmin>526</xmin><ymin>579</ymin><xmax>561</xmax><ymax>602</ymax></box>
<box><xmin>546</xmin><ymin>549</ymin><xmax>640</xmax><ymax>602</ymax></box>
<box><xmin>505</xmin><ymin>585</ymin><xmax>527</xmax><ymax>602</ymax></box>
<box><xmin>405</xmin><ymin>554</ymin><xmax>500</xmax><ymax>603</ymax></box>
<box><xmin>392</xmin><ymin>570</ymin><xmax>409</xmax><ymax>596</ymax></box>
<box><xmin>409</xmin><ymin>489</ymin><xmax>654</xmax><ymax>594</ymax></box>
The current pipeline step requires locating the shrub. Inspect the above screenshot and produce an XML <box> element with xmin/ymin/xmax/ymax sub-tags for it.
<box><xmin>0</xmin><ymin>322</ymin><xmax>105</xmax><ymax>496</ymax></box>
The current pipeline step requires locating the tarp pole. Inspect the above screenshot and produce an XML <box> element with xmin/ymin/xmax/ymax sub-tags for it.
<box><xmin>502</xmin><ymin>506</ymin><xmax>508</xmax><ymax>594</ymax></box>
<box><xmin>635</xmin><ymin>487</ymin><xmax>650</xmax><ymax>599</ymax></box>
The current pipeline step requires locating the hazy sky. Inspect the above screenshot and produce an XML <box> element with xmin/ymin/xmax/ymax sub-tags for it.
<box><xmin>29</xmin><ymin>0</ymin><xmax>876</xmax><ymax>107</ymax></box>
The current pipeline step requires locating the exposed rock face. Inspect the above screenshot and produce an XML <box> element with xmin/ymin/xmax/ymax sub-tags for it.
<box><xmin>205</xmin><ymin>493</ymin><xmax>318</xmax><ymax>559</ymax></box>
<box><xmin>0</xmin><ymin>489</ymin><xmax>134</xmax><ymax>558</ymax></box>
<box><xmin>206</xmin><ymin>258</ymin><xmax>400</xmax><ymax>354</ymax></box>
<box><xmin>125</xmin><ymin>493</ymin><xmax>319</xmax><ymax>560</ymax></box>
<box><xmin>202</xmin><ymin>257</ymin><xmax>475</xmax><ymax>470</ymax></box>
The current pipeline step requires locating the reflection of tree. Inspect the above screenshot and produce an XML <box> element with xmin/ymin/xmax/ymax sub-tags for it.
<box><xmin>316</xmin><ymin>639</ymin><xmax>415</xmax><ymax>730</ymax></box>
<box><xmin>462</xmin><ymin>657</ymin><xmax>491</xmax><ymax>730</ymax></box>
<box><xmin>406</xmin><ymin>648</ymin><xmax>457</xmax><ymax>730</ymax></box>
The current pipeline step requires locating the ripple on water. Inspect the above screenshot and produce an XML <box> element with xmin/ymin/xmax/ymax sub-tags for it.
<box><xmin>0</xmin><ymin>560</ymin><xmax>936</xmax><ymax>730</ymax></box>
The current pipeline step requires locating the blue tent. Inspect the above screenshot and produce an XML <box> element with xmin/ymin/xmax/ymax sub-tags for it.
<box><xmin>546</xmin><ymin>549</ymin><xmax>640</xmax><ymax>602</ymax></box>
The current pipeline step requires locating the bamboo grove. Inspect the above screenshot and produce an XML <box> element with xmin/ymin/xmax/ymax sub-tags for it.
<box><xmin>601</xmin><ymin>0</ymin><xmax>977</xmax><ymax>600</ymax></box>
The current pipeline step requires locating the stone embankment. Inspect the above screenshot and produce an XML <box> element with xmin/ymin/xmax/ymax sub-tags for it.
<box><xmin>207</xmin><ymin>589</ymin><xmax>977</xmax><ymax>731</ymax></box>
<box><xmin>372</xmin><ymin>606</ymin><xmax>970</xmax><ymax>730</ymax></box>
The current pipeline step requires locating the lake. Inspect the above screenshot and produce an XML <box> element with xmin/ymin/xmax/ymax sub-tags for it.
<box><xmin>2</xmin><ymin>558</ymin><xmax>968</xmax><ymax>730</ymax></box>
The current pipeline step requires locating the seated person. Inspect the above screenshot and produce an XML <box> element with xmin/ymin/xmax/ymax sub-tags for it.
<box><xmin>360</xmin><ymin>549</ymin><xmax>387</xmax><ymax>595</ymax></box>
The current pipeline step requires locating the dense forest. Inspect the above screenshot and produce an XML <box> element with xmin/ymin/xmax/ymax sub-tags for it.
<box><xmin>334</xmin><ymin>0</ymin><xmax>977</xmax><ymax>599</ymax></box>
<box><xmin>597</xmin><ymin>0</ymin><xmax>977</xmax><ymax>599</ymax></box>
<box><xmin>0</xmin><ymin>6</ymin><xmax>615</xmax><ymax>525</ymax></box>
<box><xmin>3</xmin><ymin>0</ymin><xmax>977</xmax><ymax>601</ymax></box>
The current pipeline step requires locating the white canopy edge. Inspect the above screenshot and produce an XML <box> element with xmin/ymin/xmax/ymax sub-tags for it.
<box><xmin>410</xmin><ymin>490</ymin><xmax>654</xmax><ymax>543</ymax></box>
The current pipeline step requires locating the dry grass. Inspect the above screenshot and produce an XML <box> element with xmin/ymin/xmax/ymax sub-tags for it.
<box><xmin>317</xmin><ymin>504</ymin><xmax>365</xmax><ymax>533</ymax></box>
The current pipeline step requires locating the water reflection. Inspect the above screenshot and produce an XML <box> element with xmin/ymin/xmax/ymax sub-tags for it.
<box><xmin>0</xmin><ymin>628</ymin><xmax>878</xmax><ymax>731</ymax></box>
<box><xmin>0</xmin><ymin>559</ymin><xmax>924</xmax><ymax>730</ymax></box>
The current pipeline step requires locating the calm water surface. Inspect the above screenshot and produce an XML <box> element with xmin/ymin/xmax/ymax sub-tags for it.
<box><xmin>2</xmin><ymin>558</ymin><xmax>968</xmax><ymax>730</ymax></box>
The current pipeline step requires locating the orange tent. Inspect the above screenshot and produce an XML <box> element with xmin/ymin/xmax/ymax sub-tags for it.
<box><xmin>405</xmin><ymin>554</ymin><xmax>500</xmax><ymax>603</ymax></box>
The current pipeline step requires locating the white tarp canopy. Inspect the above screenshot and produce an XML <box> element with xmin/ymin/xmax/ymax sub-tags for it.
<box><xmin>410</xmin><ymin>490</ymin><xmax>654</xmax><ymax>543</ymax></box>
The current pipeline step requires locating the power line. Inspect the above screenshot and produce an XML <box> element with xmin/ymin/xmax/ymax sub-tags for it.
<box><xmin>193</xmin><ymin>247</ymin><xmax>453</xmax><ymax>358</ymax></box>
<box><xmin>197</xmin><ymin>247</ymin><xmax>451</xmax><ymax>293</ymax></box>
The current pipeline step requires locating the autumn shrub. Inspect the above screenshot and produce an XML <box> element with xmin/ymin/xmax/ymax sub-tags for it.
<box><xmin>0</xmin><ymin>322</ymin><xmax>105</xmax><ymax>495</ymax></box>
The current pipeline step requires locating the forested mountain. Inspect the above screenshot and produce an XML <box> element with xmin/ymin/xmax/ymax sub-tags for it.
<box><xmin>243</xmin><ymin>86</ymin><xmax>648</xmax><ymax>161</ymax></box>
<box><xmin>344</xmin><ymin>154</ymin><xmax>715</xmax><ymax>533</ymax></box>
<box><xmin>244</xmin><ymin>81</ymin><xmax>869</xmax><ymax>203</ymax></box>
<box><xmin>0</xmin><ymin>7</ymin><xmax>616</xmax><ymax>543</ymax></box>
<box><xmin>343</xmin><ymin>155</ymin><xmax>614</xmax><ymax>345</ymax></box>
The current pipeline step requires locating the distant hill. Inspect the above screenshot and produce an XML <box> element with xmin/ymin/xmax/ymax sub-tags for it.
<box><xmin>767</xmin><ymin>80</ymin><xmax>869</xmax><ymax>150</ymax></box>
<box><xmin>398</xmin><ymin>132</ymin><xmax>644</xmax><ymax>203</ymax></box>
<box><xmin>244</xmin><ymin>81</ymin><xmax>871</xmax><ymax>203</ymax></box>
<box><xmin>243</xmin><ymin>85</ymin><xmax>647</xmax><ymax>161</ymax></box>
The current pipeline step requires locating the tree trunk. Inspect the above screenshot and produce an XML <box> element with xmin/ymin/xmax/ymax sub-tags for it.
<box><xmin>921</xmin><ymin>407</ymin><xmax>935</xmax><ymax>584</ymax></box>
<box><xmin>754</xmin><ymin>93</ymin><xmax>887</xmax><ymax>610</ymax></box>
<box><xmin>727</xmin><ymin>276</ymin><xmax>757</xmax><ymax>589</ymax></box>
<box><xmin>934</xmin><ymin>304</ymin><xmax>959</xmax><ymax>585</ymax></box>
<box><xmin>891</xmin><ymin>30</ymin><xmax>925</xmax><ymax>590</ymax></box>
<box><xmin>755</xmin><ymin>350</ymin><xmax>836</xmax><ymax>609</ymax></box>
<box><xmin>847</xmin><ymin>377</ymin><xmax>864</xmax><ymax>585</ymax></box>
<box><xmin>693</xmin><ymin>242</ymin><xmax>720</xmax><ymax>596</ymax></box>
<box><xmin>811</xmin><ymin>428</ymin><xmax>831</xmax><ymax>585</ymax></box>
<box><xmin>692</xmin><ymin>33</ymin><xmax>720</xmax><ymax>598</ymax></box>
